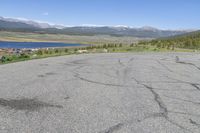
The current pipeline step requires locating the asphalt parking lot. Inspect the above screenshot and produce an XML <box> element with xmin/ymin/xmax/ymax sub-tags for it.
<box><xmin>0</xmin><ymin>53</ymin><xmax>200</xmax><ymax>133</ymax></box>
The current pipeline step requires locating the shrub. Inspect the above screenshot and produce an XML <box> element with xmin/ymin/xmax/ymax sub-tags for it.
<box><xmin>37</xmin><ymin>50</ymin><xmax>43</xmax><ymax>55</ymax></box>
<box><xmin>103</xmin><ymin>44</ymin><xmax>107</xmax><ymax>48</ymax></box>
<box><xmin>64</xmin><ymin>48</ymin><xmax>69</xmax><ymax>53</ymax></box>
<box><xmin>19</xmin><ymin>53</ymin><xmax>30</xmax><ymax>59</ymax></box>
<box><xmin>44</xmin><ymin>50</ymin><xmax>49</xmax><ymax>54</ymax></box>
<box><xmin>74</xmin><ymin>48</ymin><xmax>78</xmax><ymax>52</ymax></box>
<box><xmin>1</xmin><ymin>56</ymin><xmax>6</xmax><ymax>63</ymax></box>
<box><xmin>55</xmin><ymin>49</ymin><xmax>59</xmax><ymax>53</ymax></box>
<box><xmin>49</xmin><ymin>51</ymin><xmax>53</xmax><ymax>55</ymax></box>
<box><xmin>130</xmin><ymin>43</ymin><xmax>134</xmax><ymax>47</ymax></box>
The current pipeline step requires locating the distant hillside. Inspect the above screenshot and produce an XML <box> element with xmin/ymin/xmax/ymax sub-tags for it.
<box><xmin>0</xmin><ymin>16</ymin><xmax>194</xmax><ymax>38</ymax></box>
<box><xmin>141</xmin><ymin>30</ymin><xmax>200</xmax><ymax>49</ymax></box>
<box><xmin>0</xmin><ymin>20</ymin><xmax>38</xmax><ymax>30</ymax></box>
<box><xmin>59</xmin><ymin>26</ymin><xmax>189</xmax><ymax>38</ymax></box>
<box><xmin>169</xmin><ymin>30</ymin><xmax>200</xmax><ymax>39</ymax></box>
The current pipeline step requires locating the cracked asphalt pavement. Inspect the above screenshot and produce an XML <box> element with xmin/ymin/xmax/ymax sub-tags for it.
<box><xmin>0</xmin><ymin>53</ymin><xmax>200</xmax><ymax>133</ymax></box>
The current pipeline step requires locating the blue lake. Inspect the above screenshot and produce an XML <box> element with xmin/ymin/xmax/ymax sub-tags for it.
<box><xmin>0</xmin><ymin>41</ymin><xmax>84</xmax><ymax>49</ymax></box>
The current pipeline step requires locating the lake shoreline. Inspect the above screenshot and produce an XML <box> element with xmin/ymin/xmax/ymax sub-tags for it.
<box><xmin>0</xmin><ymin>41</ymin><xmax>89</xmax><ymax>49</ymax></box>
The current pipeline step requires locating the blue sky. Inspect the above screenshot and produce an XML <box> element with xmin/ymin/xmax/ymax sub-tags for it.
<box><xmin>0</xmin><ymin>0</ymin><xmax>199</xmax><ymax>29</ymax></box>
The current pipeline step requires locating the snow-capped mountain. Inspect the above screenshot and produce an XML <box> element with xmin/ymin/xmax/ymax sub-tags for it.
<box><xmin>0</xmin><ymin>16</ymin><xmax>195</xmax><ymax>38</ymax></box>
<box><xmin>0</xmin><ymin>16</ymin><xmax>65</xmax><ymax>29</ymax></box>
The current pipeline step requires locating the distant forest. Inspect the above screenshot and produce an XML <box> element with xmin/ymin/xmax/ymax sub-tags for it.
<box><xmin>140</xmin><ymin>31</ymin><xmax>200</xmax><ymax>49</ymax></box>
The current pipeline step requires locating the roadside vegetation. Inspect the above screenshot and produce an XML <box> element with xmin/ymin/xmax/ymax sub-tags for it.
<box><xmin>0</xmin><ymin>42</ymin><xmax>196</xmax><ymax>64</ymax></box>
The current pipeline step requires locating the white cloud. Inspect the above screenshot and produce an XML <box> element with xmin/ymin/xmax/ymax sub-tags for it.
<box><xmin>42</xmin><ymin>12</ymin><xmax>49</xmax><ymax>16</ymax></box>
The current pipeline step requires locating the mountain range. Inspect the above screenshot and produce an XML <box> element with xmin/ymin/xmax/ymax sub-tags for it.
<box><xmin>0</xmin><ymin>16</ymin><xmax>196</xmax><ymax>38</ymax></box>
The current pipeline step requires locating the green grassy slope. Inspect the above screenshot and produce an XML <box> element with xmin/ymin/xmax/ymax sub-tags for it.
<box><xmin>0</xmin><ymin>31</ymin><xmax>150</xmax><ymax>45</ymax></box>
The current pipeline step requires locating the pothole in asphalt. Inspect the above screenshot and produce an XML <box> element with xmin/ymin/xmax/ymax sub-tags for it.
<box><xmin>0</xmin><ymin>98</ymin><xmax>63</xmax><ymax>112</ymax></box>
